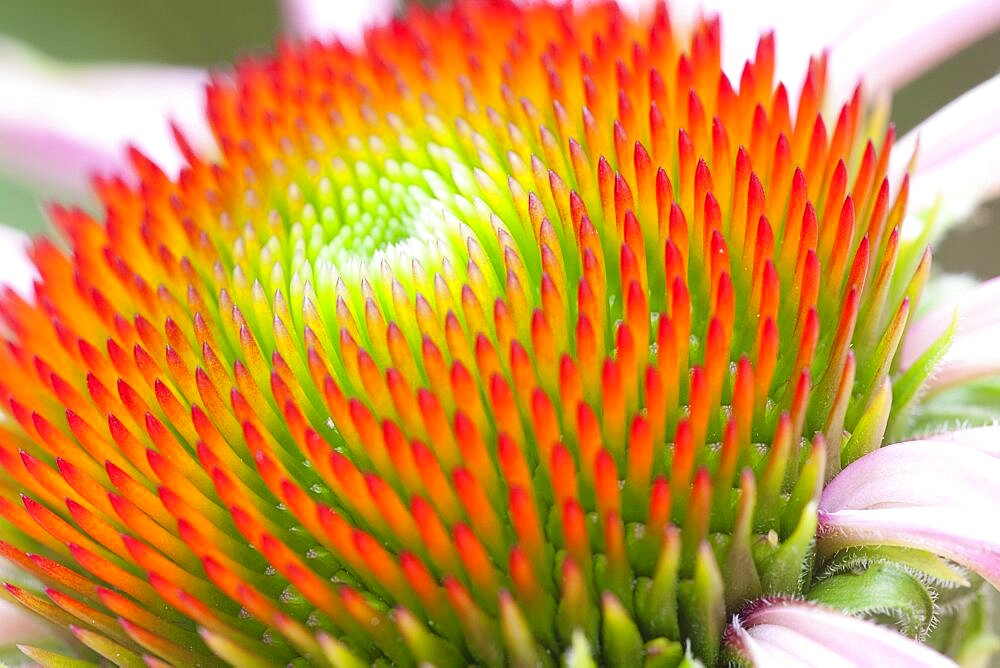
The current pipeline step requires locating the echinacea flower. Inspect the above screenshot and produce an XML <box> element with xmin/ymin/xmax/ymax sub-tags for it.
<box><xmin>0</xmin><ymin>1</ymin><xmax>999</xmax><ymax>666</ymax></box>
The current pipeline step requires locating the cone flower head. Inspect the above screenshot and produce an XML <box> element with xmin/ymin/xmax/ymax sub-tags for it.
<box><xmin>0</xmin><ymin>1</ymin><xmax>953</xmax><ymax>666</ymax></box>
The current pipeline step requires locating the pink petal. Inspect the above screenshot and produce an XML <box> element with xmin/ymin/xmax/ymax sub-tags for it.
<box><xmin>902</xmin><ymin>275</ymin><xmax>1000</xmax><ymax>391</ymax></box>
<box><xmin>820</xmin><ymin>507</ymin><xmax>1000</xmax><ymax>588</ymax></box>
<box><xmin>673</xmin><ymin>0</ymin><xmax>871</xmax><ymax>87</ymax></box>
<box><xmin>895</xmin><ymin>72</ymin><xmax>1000</xmax><ymax>183</ymax></box>
<box><xmin>726</xmin><ymin>598</ymin><xmax>956</xmax><ymax>667</ymax></box>
<box><xmin>674</xmin><ymin>0</ymin><xmax>1000</xmax><ymax>102</ymax></box>
<box><xmin>893</xmin><ymin>72</ymin><xmax>1000</xmax><ymax>227</ymax></box>
<box><xmin>0</xmin><ymin>224</ymin><xmax>37</xmax><ymax>300</ymax></box>
<box><xmin>819</xmin><ymin>440</ymin><xmax>1000</xmax><ymax>588</ymax></box>
<box><xmin>924</xmin><ymin>425</ymin><xmax>1000</xmax><ymax>458</ymax></box>
<box><xmin>0</xmin><ymin>598</ymin><xmax>54</xmax><ymax>646</ymax></box>
<box><xmin>0</xmin><ymin>37</ymin><xmax>210</xmax><ymax>197</ymax></box>
<box><xmin>922</xmin><ymin>329</ymin><xmax>1000</xmax><ymax>392</ymax></box>
<box><xmin>828</xmin><ymin>0</ymin><xmax>1000</xmax><ymax>97</ymax></box>
<box><xmin>281</xmin><ymin>0</ymin><xmax>396</xmax><ymax>44</ymax></box>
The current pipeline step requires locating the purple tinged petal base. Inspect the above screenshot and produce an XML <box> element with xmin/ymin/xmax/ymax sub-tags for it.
<box><xmin>726</xmin><ymin>598</ymin><xmax>956</xmax><ymax>667</ymax></box>
<box><xmin>902</xmin><ymin>275</ymin><xmax>1000</xmax><ymax>392</ymax></box>
<box><xmin>819</xmin><ymin>440</ymin><xmax>1000</xmax><ymax>589</ymax></box>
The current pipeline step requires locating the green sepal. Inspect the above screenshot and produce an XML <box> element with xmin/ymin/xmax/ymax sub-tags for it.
<box><xmin>820</xmin><ymin>545</ymin><xmax>969</xmax><ymax>589</ymax></box>
<box><xmin>887</xmin><ymin>310</ymin><xmax>956</xmax><ymax>442</ymax></box>
<box><xmin>758</xmin><ymin>501</ymin><xmax>817</xmax><ymax>596</ymax></box>
<box><xmin>808</xmin><ymin>562</ymin><xmax>935</xmax><ymax>639</ymax></box>
<box><xmin>841</xmin><ymin>378</ymin><xmax>891</xmax><ymax>467</ymax></box>
<box><xmin>677</xmin><ymin>542</ymin><xmax>724</xmax><ymax>666</ymax></box>
<box><xmin>601</xmin><ymin>593</ymin><xmax>644</xmax><ymax>667</ymax></box>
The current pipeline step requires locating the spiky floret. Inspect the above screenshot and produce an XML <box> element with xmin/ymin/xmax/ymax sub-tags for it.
<box><xmin>0</xmin><ymin>1</ymin><xmax>923</xmax><ymax>666</ymax></box>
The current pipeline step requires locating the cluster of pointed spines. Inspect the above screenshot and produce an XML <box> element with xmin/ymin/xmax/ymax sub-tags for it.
<box><xmin>0</xmin><ymin>1</ymin><xmax>920</xmax><ymax>666</ymax></box>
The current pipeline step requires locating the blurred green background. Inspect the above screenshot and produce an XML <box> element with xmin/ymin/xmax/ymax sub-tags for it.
<box><xmin>0</xmin><ymin>0</ymin><xmax>998</xmax><ymax>277</ymax></box>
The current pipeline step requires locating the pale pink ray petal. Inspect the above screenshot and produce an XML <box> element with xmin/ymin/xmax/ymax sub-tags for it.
<box><xmin>281</xmin><ymin>0</ymin><xmax>397</xmax><ymax>44</ymax></box>
<box><xmin>0</xmin><ymin>224</ymin><xmax>38</xmax><ymax>300</ymax></box>
<box><xmin>921</xmin><ymin>328</ymin><xmax>1000</xmax><ymax>392</ymax></box>
<box><xmin>0</xmin><ymin>38</ymin><xmax>211</xmax><ymax>198</ymax></box>
<box><xmin>821</xmin><ymin>507</ymin><xmax>1000</xmax><ymax>588</ymax></box>
<box><xmin>819</xmin><ymin>440</ymin><xmax>1000</xmax><ymax>589</ymax></box>
<box><xmin>923</xmin><ymin>425</ymin><xmax>1000</xmax><ymax>457</ymax></box>
<box><xmin>0</xmin><ymin>599</ymin><xmax>54</xmax><ymax>647</ymax></box>
<box><xmin>675</xmin><ymin>0</ymin><xmax>1000</xmax><ymax>103</ymax></box>
<box><xmin>894</xmin><ymin>72</ymin><xmax>1000</xmax><ymax>227</ymax></box>
<box><xmin>735</xmin><ymin>625</ymin><xmax>848</xmax><ymax>667</ymax></box>
<box><xmin>673</xmin><ymin>0</ymin><xmax>868</xmax><ymax>86</ymax></box>
<box><xmin>902</xmin><ymin>275</ymin><xmax>1000</xmax><ymax>391</ymax></box>
<box><xmin>0</xmin><ymin>560</ymin><xmax>57</xmax><ymax>647</ymax></box>
<box><xmin>726</xmin><ymin>598</ymin><xmax>956</xmax><ymax>667</ymax></box>
<box><xmin>828</xmin><ymin>0</ymin><xmax>1000</xmax><ymax>99</ymax></box>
